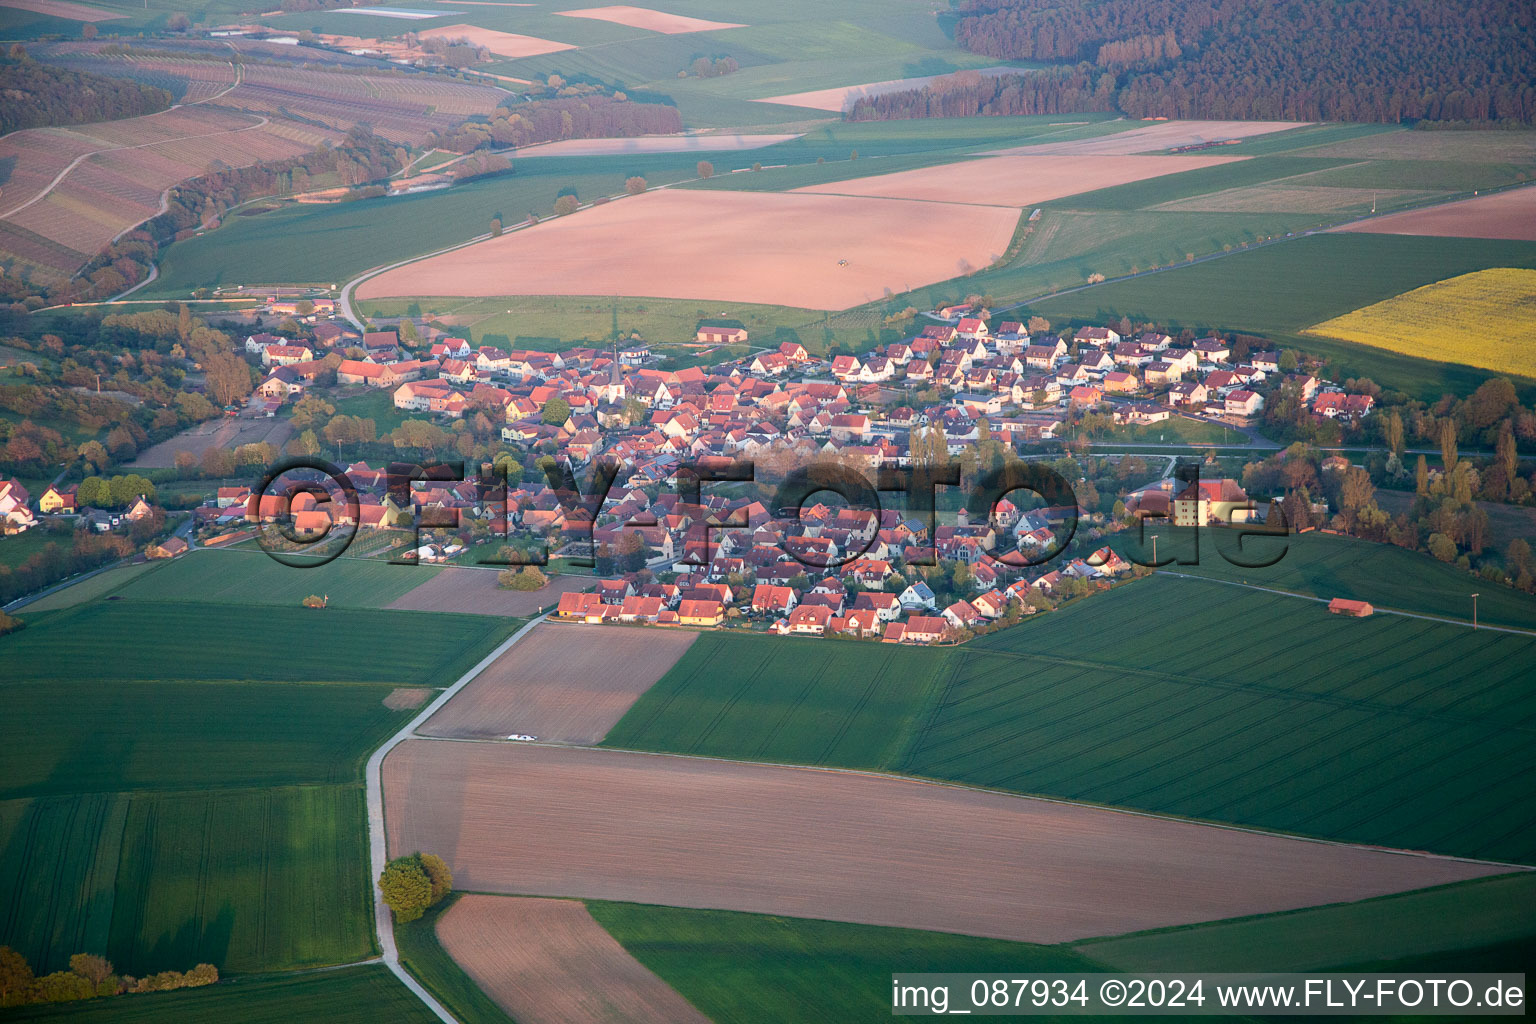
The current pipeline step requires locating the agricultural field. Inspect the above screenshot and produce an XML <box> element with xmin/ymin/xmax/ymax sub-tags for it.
<box><xmin>0</xmin><ymin>964</ymin><xmax>442</xmax><ymax>1023</ymax></box>
<box><xmin>1304</xmin><ymin>267</ymin><xmax>1536</xmax><ymax>379</ymax></box>
<box><xmin>605</xmin><ymin>573</ymin><xmax>1536</xmax><ymax>863</ymax></box>
<box><xmin>386</xmin><ymin>566</ymin><xmax>592</xmax><ymax>616</ymax></box>
<box><xmin>418</xmin><ymin>621</ymin><xmax>694</xmax><ymax>743</ymax></box>
<box><xmin>434</xmin><ymin>895</ymin><xmax>710</xmax><ymax>1024</ymax></box>
<box><xmin>0</xmin><ymin>599</ymin><xmax>510</xmax><ymax>685</ymax></box>
<box><xmin>1126</xmin><ymin>527</ymin><xmax>1536</xmax><ymax>630</ymax></box>
<box><xmin>1077</xmin><ymin>872</ymin><xmax>1536</xmax><ymax>972</ymax></box>
<box><xmin>395</xmin><ymin>897</ymin><xmax>516</xmax><ymax>1024</ymax></box>
<box><xmin>383</xmin><ymin>740</ymin><xmax>1497</xmax><ymax>945</ymax></box>
<box><xmin>355</xmin><ymin>188</ymin><xmax>1021</xmax><ymax>310</ymax></box>
<box><xmin>589</xmin><ymin>902</ymin><xmax>1102</xmax><ymax>1024</ymax></box>
<box><xmin>116</xmin><ymin>548</ymin><xmax>443</xmax><ymax>609</ymax></box>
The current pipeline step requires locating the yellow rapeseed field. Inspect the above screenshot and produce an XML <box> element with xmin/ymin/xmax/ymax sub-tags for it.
<box><xmin>1306</xmin><ymin>267</ymin><xmax>1536</xmax><ymax>379</ymax></box>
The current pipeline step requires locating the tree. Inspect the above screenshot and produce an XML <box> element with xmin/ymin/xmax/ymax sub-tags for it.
<box><xmin>68</xmin><ymin>955</ymin><xmax>113</xmax><ymax>990</ymax></box>
<box><xmin>1427</xmin><ymin>532</ymin><xmax>1457</xmax><ymax>563</ymax></box>
<box><xmin>1383</xmin><ymin>409</ymin><xmax>1404</xmax><ymax>455</ymax></box>
<box><xmin>1026</xmin><ymin>315</ymin><xmax>1050</xmax><ymax>334</ymax></box>
<box><xmin>378</xmin><ymin>855</ymin><xmax>434</xmax><ymax>923</ymax></box>
<box><xmin>1415</xmin><ymin>454</ymin><xmax>1430</xmax><ymax>496</ymax></box>
<box><xmin>1278</xmin><ymin>350</ymin><xmax>1299</xmax><ymax>372</ymax></box>
<box><xmin>420</xmin><ymin>853</ymin><xmax>453</xmax><ymax>903</ymax></box>
<box><xmin>624</xmin><ymin>176</ymin><xmax>646</xmax><ymax>195</ymax></box>
<box><xmin>553</xmin><ymin>194</ymin><xmax>579</xmax><ymax>216</ymax></box>
<box><xmin>81</xmin><ymin>22</ymin><xmax>96</xmax><ymax>39</ymax></box>
<box><xmin>1439</xmin><ymin>418</ymin><xmax>1459</xmax><ymax>473</ymax></box>
<box><xmin>622</xmin><ymin>397</ymin><xmax>647</xmax><ymax>424</ymax></box>
<box><xmin>0</xmin><ymin>946</ymin><xmax>34</xmax><ymax>1007</ymax></box>
<box><xmin>499</xmin><ymin>565</ymin><xmax>547</xmax><ymax>590</ymax></box>
<box><xmin>541</xmin><ymin>397</ymin><xmax>570</xmax><ymax>425</ymax></box>
<box><xmin>205</xmin><ymin>351</ymin><xmax>252</xmax><ymax>406</ymax></box>
<box><xmin>618</xmin><ymin>530</ymin><xmax>647</xmax><ymax>572</ymax></box>
<box><xmin>696</xmin><ymin>160</ymin><xmax>714</xmax><ymax>179</ymax></box>
<box><xmin>489</xmin><ymin>216</ymin><xmax>502</xmax><ymax>236</ymax></box>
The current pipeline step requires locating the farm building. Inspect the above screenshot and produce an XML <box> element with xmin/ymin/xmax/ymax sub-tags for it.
<box><xmin>1328</xmin><ymin>598</ymin><xmax>1374</xmax><ymax>617</ymax></box>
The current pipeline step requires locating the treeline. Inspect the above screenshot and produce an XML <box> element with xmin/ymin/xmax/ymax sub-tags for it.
<box><xmin>0</xmin><ymin>947</ymin><xmax>217</xmax><ymax>1007</ymax></box>
<box><xmin>0</xmin><ymin>52</ymin><xmax>172</xmax><ymax>134</ymax></box>
<box><xmin>950</xmin><ymin>0</ymin><xmax>1536</xmax><ymax>125</ymax></box>
<box><xmin>424</xmin><ymin>93</ymin><xmax>683</xmax><ymax>154</ymax></box>
<box><xmin>0</xmin><ymin>530</ymin><xmax>134</xmax><ymax>606</ymax></box>
<box><xmin>848</xmin><ymin>68</ymin><xmax>1116</xmax><ymax>121</ymax></box>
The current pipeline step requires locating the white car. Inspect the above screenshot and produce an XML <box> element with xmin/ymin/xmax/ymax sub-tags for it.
<box><xmin>506</xmin><ymin>734</ymin><xmax>538</xmax><ymax>742</ymax></box>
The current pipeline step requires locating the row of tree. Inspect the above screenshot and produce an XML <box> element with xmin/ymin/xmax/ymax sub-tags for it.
<box><xmin>0</xmin><ymin>948</ymin><xmax>217</xmax><ymax>1007</ymax></box>
<box><xmin>848</xmin><ymin>68</ymin><xmax>1116</xmax><ymax>121</ymax></box>
<box><xmin>944</xmin><ymin>0</ymin><xmax>1536</xmax><ymax>125</ymax></box>
<box><xmin>422</xmin><ymin>93</ymin><xmax>683</xmax><ymax>154</ymax></box>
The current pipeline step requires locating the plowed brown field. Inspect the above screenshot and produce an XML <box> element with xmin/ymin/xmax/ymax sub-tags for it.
<box><xmin>436</xmin><ymin>895</ymin><xmax>710</xmax><ymax>1024</ymax></box>
<box><xmin>553</xmin><ymin>5</ymin><xmax>743</xmax><ymax>33</ymax></box>
<box><xmin>416</xmin><ymin>24</ymin><xmax>576</xmax><ymax>58</ymax></box>
<box><xmin>355</xmin><ymin>189</ymin><xmax>1021</xmax><ymax>310</ymax></box>
<box><xmin>1332</xmin><ymin>186</ymin><xmax>1536</xmax><ymax>241</ymax></box>
<box><xmin>795</xmin><ymin>154</ymin><xmax>1245</xmax><ymax>207</ymax></box>
<box><xmin>417</xmin><ymin>622</ymin><xmax>695</xmax><ymax>743</ymax></box>
<box><xmin>989</xmin><ymin>120</ymin><xmax>1306</xmax><ymax>156</ymax></box>
<box><xmin>383</xmin><ymin>742</ymin><xmax>1503</xmax><ymax>944</ymax></box>
<box><xmin>387</xmin><ymin>567</ymin><xmax>590</xmax><ymax>617</ymax></box>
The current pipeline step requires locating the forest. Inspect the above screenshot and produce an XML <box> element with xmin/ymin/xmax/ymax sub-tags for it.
<box><xmin>0</xmin><ymin>52</ymin><xmax>173</xmax><ymax>134</ymax></box>
<box><xmin>950</xmin><ymin>0</ymin><xmax>1536</xmax><ymax>125</ymax></box>
<box><xmin>848</xmin><ymin>68</ymin><xmax>1115</xmax><ymax>121</ymax></box>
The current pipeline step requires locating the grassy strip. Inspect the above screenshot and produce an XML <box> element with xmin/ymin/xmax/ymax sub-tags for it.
<box><xmin>394</xmin><ymin>895</ymin><xmax>515</xmax><ymax>1024</ymax></box>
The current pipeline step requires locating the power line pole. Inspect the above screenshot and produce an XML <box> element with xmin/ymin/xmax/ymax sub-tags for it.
<box><xmin>1471</xmin><ymin>592</ymin><xmax>1479</xmax><ymax>631</ymax></box>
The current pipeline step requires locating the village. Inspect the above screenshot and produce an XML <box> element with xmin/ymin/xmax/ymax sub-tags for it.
<box><xmin>7</xmin><ymin>295</ymin><xmax>1384</xmax><ymax>643</ymax></box>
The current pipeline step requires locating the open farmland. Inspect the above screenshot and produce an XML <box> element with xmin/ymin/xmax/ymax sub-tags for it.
<box><xmin>553</xmin><ymin>5</ymin><xmax>743</xmax><ymax>34</ymax></box>
<box><xmin>387</xmin><ymin>567</ymin><xmax>592</xmax><ymax>616</ymax></box>
<box><xmin>1305</xmin><ymin>267</ymin><xmax>1536</xmax><ymax>381</ymax></box>
<box><xmin>435</xmin><ymin>896</ymin><xmax>709</xmax><ymax>1024</ymax></box>
<box><xmin>416</xmin><ymin>24</ymin><xmax>575</xmax><ymax>59</ymax></box>
<box><xmin>0</xmin><ymin>600</ymin><xmax>512</xmax><ymax>685</ymax></box>
<box><xmin>988</xmin><ymin>120</ymin><xmax>1310</xmax><ymax>156</ymax></box>
<box><xmin>1077</xmin><ymin>872</ymin><xmax>1536</xmax><ymax>972</ymax></box>
<box><xmin>356</xmin><ymin>189</ymin><xmax>1021</xmax><ymax>310</ymax></box>
<box><xmin>756</xmin><ymin>67</ymin><xmax>1023</xmax><ymax>112</ymax></box>
<box><xmin>383</xmin><ymin>740</ymin><xmax>1499</xmax><ymax>944</ymax></box>
<box><xmin>117</xmin><ymin>550</ymin><xmax>443</xmax><ymax>608</ymax></box>
<box><xmin>127</xmin><ymin>415</ymin><xmax>294</xmax><ymax>466</ymax></box>
<box><xmin>0</xmin><ymin>965</ymin><xmax>442</xmax><ymax>1024</ymax></box>
<box><xmin>1332</xmin><ymin>185</ymin><xmax>1536</xmax><ymax>241</ymax></box>
<box><xmin>512</xmin><ymin>133</ymin><xmax>802</xmax><ymax>157</ymax></box>
<box><xmin>589</xmin><ymin>902</ymin><xmax>1102</xmax><ymax>1024</ymax></box>
<box><xmin>0</xmin><ymin>0</ymin><xmax>122</xmax><ymax>19</ymax></box>
<box><xmin>795</xmin><ymin>153</ymin><xmax>1246</xmax><ymax>206</ymax></box>
<box><xmin>418</xmin><ymin>622</ymin><xmax>694</xmax><ymax>743</ymax></box>
<box><xmin>605</xmin><ymin>574</ymin><xmax>1536</xmax><ymax>863</ymax></box>
<box><xmin>0</xmin><ymin>46</ymin><xmax>505</xmax><ymax>280</ymax></box>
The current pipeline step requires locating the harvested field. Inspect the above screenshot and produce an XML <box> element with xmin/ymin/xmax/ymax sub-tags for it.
<box><xmin>1303</xmin><ymin>130</ymin><xmax>1536</xmax><ymax>164</ymax></box>
<box><xmin>418</xmin><ymin>622</ymin><xmax>695</xmax><ymax>743</ymax></box>
<box><xmin>128</xmin><ymin>415</ymin><xmax>294</xmax><ymax>467</ymax></box>
<box><xmin>382</xmin><ymin>742</ymin><xmax>1502</xmax><ymax>945</ymax></box>
<box><xmin>384</xmin><ymin>687</ymin><xmax>433</xmax><ymax>710</ymax></box>
<box><xmin>797</xmin><ymin>153</ymin><xmax>1245</xmax><ymax>208</ymax></box>
<box><xmin>436</xmin><ymin>896</ymin><xmax>709</xmax><ymax>1024</ymax></box>
<box><xmin>387</xmin><ymin>566</ymin><xmax>591</xmax><ymax>616</ymax></box>
<box><xmin>757</xmin><ymin>67</ymin><xmax>1020</xmax><ymax>113</ymax></box>
<box><xmin>0</xmin><ymin>0</ymin><xmax>124</xmax><ymax>20</ymax></box>
<box><xmin>417</xmin><ymin>24</ymin><xmax>576</xmax><ymax>58</ymax></box>
<box><xmin>990</xmin><ymin>119</ymin><xmax>1307</xmax><ymax>156</ymax></box>
<box><xmin>356</xmin><ymin>189</ymin><xmax>1021</xmax><ymax>310</ymax></box>
<box><xmin>513</xmin><ymin>133</ymin><xmax>800</xmax><ymax>157</ymax></box>
<box><xmin>553</xmin><ymin>5</ymin><xmax>743</xmax><ymax>34</ymax></box>
<box><xmin>1332</xmin><ymin>186</ymin><xmax>1536</xmax><ymax>241</ymax></box>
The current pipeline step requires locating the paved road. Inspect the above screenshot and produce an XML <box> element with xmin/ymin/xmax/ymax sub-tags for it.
<box><xmin>363</xmin><ymin>613</ymin><xmax>549</xmax><ymax>1023</ymax></box>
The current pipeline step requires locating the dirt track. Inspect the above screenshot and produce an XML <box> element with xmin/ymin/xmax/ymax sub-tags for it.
<box><xmin>1331</xmin><ymin>186</ymin><xmax>1536</xmax><ymax>241</ymax></box>
<box><xmin>436</xmin><ymin>895</ymin><xmax>710</xmax><ymax>1024</ymax></box>
<box><xmin>355</xmin><ymin>189</ymin><xmax>1021</xmax><ymax>311</ymax></box>
<box><xmin>797</xmin><ymin>154</ymin><xmax>1244</xmax><ymax>207</ymax></box>
<box><xmin>387</xmin><ymin>567</ymin><xmax>591</xmax><ymax>617</ymax></box>
<box><xmin>383</xmin><ymin>742</ymin><xmax>1503</xmax><ymax>945</ymax></box>
<box><xmin>418</xmin><ymin>622</ymin><xmax>695</xmax><ymax>743</ymax></box>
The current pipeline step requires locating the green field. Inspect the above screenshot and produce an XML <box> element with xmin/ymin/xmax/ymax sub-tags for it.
<box><xmin>394</xmin><ymin>897</ymin><xmax>514</xmax><ymax>1024</ymax></box>
<box><xmin>606</xmin><ymin>574</ymin><xmax>1536</xmax><ymax>863</ymax></box>
<box><xmin>0</xmin><ymin>965</ymin><xmax>440</xmax><ymax>1023</ymax></box>
<box><xmin>0</xmin><ymin>785</ymin><xmax>373</xmax><ymax>975</ymax></box>
<box><xmin>603</xmin><ymin>632</ymin><xmax>952</xmax><ymax>768</ymax></box>
<box><xmin>589</xmin><ymin>901</ymin><xmax>1104</xmax><ymax>1024</ymax></box>
<box><xmin>115</xmin><ymin>550</ymin><xmax>440</xmax><ymax>609</ymax></box>
<box><xmin>0</xmin><ymin>600</ymin><xmax>509</xmax><ymax>685</ymax></box>
<box><xmin>1077</xmin><ymin>873</ymin><xmax>1536</xmax><ymax>972</ymax></box>
<box><xmin>1135</xmin><ymin>528</ymin><xmax>1536</xmax><ymax>631</ymax></box>
<box><xmin>19</xmin><ymin>561</ymin><xmax>160</xmax><ymax>612</ymax></box>
<box><xmin>0</xmin><ymin>679</ymin><xmax>414</xmax><ymax>796</ymax></box>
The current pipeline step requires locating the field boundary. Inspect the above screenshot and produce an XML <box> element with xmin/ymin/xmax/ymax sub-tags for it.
<box><xmin>366</xmin><ymin>614</ymin><xmax>547</xmax><ymax>1023</ymax></box>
